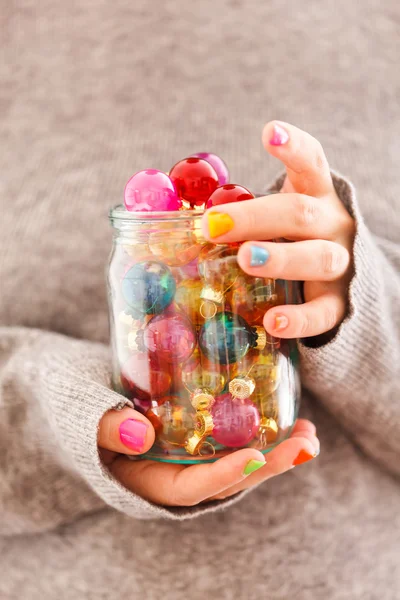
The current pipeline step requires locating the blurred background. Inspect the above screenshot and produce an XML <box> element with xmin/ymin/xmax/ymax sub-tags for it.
<box><xmin>1</xmin><ymin>0</ymin><xmax>399</xmax><ymax>337</ymax></box>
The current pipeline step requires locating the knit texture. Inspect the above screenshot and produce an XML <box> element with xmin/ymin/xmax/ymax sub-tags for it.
<box><xmin>1</xmin><ymin>1</ymin><xmax>400</xmax><ymax>598</ymax></box>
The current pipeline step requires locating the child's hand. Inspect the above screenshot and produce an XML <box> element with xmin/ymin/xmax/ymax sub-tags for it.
<box><xmin>98</xmin><ymin>408</ymin><xmax>319</xmax><ymax>506</ymax></box>
<box><xmin>203</xmin><ymin>121</ymin><xmax>356</xmax><ymax>339</ymax></box>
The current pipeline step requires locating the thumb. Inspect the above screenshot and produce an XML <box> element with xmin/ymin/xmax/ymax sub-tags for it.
<box><xmin>98</xmin><ymin>406</ymin><xmax>155</xmax><ymax>455</ymax></box>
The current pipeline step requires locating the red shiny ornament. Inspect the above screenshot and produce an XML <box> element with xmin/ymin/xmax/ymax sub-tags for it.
<box><xmin>206</xmin><ymin>184</ymin><xmax>254</xmax><ymax>208</ymax></box>
<box><xmin>211</xmin><ymin>393</ymin><xmax>260</xmax><ymax>448</ymax></box>
<box><xmin>143</xmin><ymin>311</ymin><xmax>197</xmax><ymax>363</ymax></box>
<box><xmin>121</xmin><ymin>353</ymin><xmax>172</xmax><ymax>399</ymax></box>
<box><xmin>169</xmin><ymin>158</ymin><xmax>219</xmax><ymax>207</ymax></box>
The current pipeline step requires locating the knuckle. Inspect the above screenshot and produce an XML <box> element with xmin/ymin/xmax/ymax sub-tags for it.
<box><xmin>298</xmin><ymin>310</ymin><xmax>312</xmax><ymax>338</ymax></box>
<box><xmin>321</xmin><ymin>244</ymin><xmax>344</xmax><ymax>278</ymax></box>
<box><xmin>293</xmin><ymin>195</ymin><xmax>319</xmax><ymax>228</ymax></box>
<box><xmin>313</xmin><ymin>140</ymin><xmax>327</xmax><ymax>171</ymax></box>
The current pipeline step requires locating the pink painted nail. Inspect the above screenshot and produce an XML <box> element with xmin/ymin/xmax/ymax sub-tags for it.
<box><xmin>275</xmin><ymin>315</ymin><xmax>289</xmax><ymax>331</ymax></box>
<box><xmin>269</xmin><ymin>124</ymin><xmax>289</xmax><ymax>146</ymax></box>
<box><xmin>119</xmin><ymin>419</ymin><xmax>148</xmax><ymax>452</ymax></box>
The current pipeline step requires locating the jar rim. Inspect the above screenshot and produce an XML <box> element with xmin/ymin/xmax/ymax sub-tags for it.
<box><xmin>109</xmin><ymin>204</ymin><xmax>204</xmax><ymax>224</ymax></box>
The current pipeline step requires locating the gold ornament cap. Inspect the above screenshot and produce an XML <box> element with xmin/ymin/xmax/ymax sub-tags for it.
<box><xmin>200</xmin><ymin>285</ymin><xmax>224</xmax><ymax>304</ymax></box>
<box><xmin>191</xmin><ymin>390</ymin><xmax>215</xmax><ymax>411</ymax></box>
<box><xmin>186</xmin><ymin>432</ymin><xmax>204</xmax><ymax>455</ymax></box>
<box><xmin>254</xmin><ymin>327</ymin><xmax>267</xmax><ymax>350</ymax></box>
<box><xmin>259</xmin><ymin>417</ymin><xmax>279</xmax><ymax>442</ymax></box>
<box><xmin>194</xmin><ymin>411</ymin><xmax>214</xmax><ymax>437</ymax></box>
<box><xmin>229</xmin><ymin>377</ymin><xmax>256</xmax><ymax>400</ymax></box>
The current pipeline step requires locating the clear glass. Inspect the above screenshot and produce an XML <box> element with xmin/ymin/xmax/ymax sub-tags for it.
<box><xmin>108</xmin><ymin>206</ymin><xmax>300</xmax><ymax>463</ymax></box>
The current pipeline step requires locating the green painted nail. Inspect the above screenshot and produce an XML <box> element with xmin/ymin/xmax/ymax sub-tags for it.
<box><xmin>243</xmin><ymin>459</ymin><xmax>265</xmax><ymax>476</ymax></box>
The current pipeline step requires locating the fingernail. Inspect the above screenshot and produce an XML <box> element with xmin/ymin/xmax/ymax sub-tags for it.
<box><xmin>292</xmin><ymin>449</ymin><xmax>317</xmax><ymax>466</ymax></box>
<box><xmin>119</xmin><ymin>419</ymin><xmax>148</xmax><ymax>452</ymax></box>
<box><xmin>243</xmin><ymin>459</ymin><xmax>265</xmax><ymax>476</ymax></box>
<box><xmin>274</xmin><ymin>315</ymin><xmax>289</xmax><ymax>331</ymax></box>
<box><xmin>269</xmin><ymin>123</ymin><xmax>289</xmax><ymax>146</ymax></box>
<box><xmin>207</xmin><ymin>212</ymin><xmax>235</xmax><ymax>238</ymax></box>
<box><xmin>250</xmin><ymin>245</ymin><xmax>269</xmax><ymax>267</ymax></box>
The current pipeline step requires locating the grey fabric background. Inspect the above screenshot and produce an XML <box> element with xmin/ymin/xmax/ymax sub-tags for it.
<box><xmin>0</xmin><ymin>1</ymin><xmax>400</xmax><ymax>599</ymax></box>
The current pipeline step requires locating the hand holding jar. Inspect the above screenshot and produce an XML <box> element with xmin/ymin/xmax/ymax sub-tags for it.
<box><xmin>96</xmin><ymin>120</ymin><xmax>358</xmax><ymax>506</ymax></box>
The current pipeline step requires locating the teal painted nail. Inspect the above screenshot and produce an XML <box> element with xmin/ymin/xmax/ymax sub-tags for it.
<box><xmin>243</xmin><ymin>459</ymin><xmax>265</xmax><ymax>476</ymax></box>
<box><xmin>250</xmin><ymin>245</ymin><xmax>269</xmax><ymax>267</ymax></box>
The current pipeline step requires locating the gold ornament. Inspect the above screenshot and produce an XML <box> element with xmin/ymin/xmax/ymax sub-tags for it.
<box><xmin>258</xmin><ymin>417</ymin><xmax>279</xmax><ymax>446</ymax></box>
<box><xmin>186</xmin><ymin>432</ymin><xmax>204</xmax><ymax>455</ymax></box>
<box><xmin>191</xmin><ymin>390</ymin><xmax>215</xmax><ymax>411</ymax></box>
<box><xmin>229</xmin><ymin>377</ymin><xmax>256</xmax><ymax>400</ymax></box>
<box><xmin>254</xmin><ymin>327</ymin><xmax>267</xmax><ymax>350</ymax></box>
<box><xmin>199</xmin><ymin>300</ymin><xmax>218</xmax><ymax>320</ymax></box>
<box><xmin>148</xmin><ymin>230</ymin><xmax>201</xmax><ymax>267</ymax></box>
<box><xmin>200</xmin><ymin>285</ymin><xmax>224</xmax><ymax>304</ymax></box>
<box><xmin>194</xmin><ymin>410</ymin><xmax>214</xmax><ymax>437</ymax></box>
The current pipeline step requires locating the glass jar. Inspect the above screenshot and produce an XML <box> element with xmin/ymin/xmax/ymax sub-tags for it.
<box><xmin>107</xmin><ymin>206</ymin><xmax>300</xmax><ymax>463</ymax></box>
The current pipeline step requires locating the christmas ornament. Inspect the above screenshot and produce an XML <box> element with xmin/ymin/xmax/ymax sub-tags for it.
<box><xmin>255</xmin><ymin>417</ymin><xmax>279</xmax><ymax>448</ymax></box>
<box><xmin>122</xmin><ymin>261</ymin><xmax>176</xmax><ymax>316</ymax></box>
<box><xmin>229</xmin><ymin>376</ymin><xmax>256</xmax><ymax>400</ymax></box>
<box><xmin>230</xmin><ymin>277</ymin><xmax>278</xmax><ymax>324</ymax></box>
<box><xmin>178</xmin><ymin>257</ymin><xmax>201</xmax><ymax>281</ymax></box>
<box><xmin>211</xmin><ymin>393</ymin><xmax>260</xmax><ymax>447</ymax></box>
<box><xmin>120</xmin><ymin>353</ymin><xmax>172</xmax><ymax>399</ymax></box>
<box><xmin>124</xmin><ymin>169</ymin><xmax>182</xmax><ymax>212</ymax></box>
<box><xmin>143</xmin><ymin>310</ymin><xmax>196</xmax><ymax>363</ymax></box>
<box><xmin>174</xmin><ymin>279</ymin><xmax>205</xmax><ymax>325</ymax></box>
<box><xmin>190</xmin><ymin>390</ymin><xmax>216</xmax><ymax>411</ymax></box>
<box><xmin>148</xmin><ymin>398</ymin><xmax>194</xmax><ymax>446</ymax></box>
<box><xmin>206</xmin><ymin>184</ymin><xmax>254</xmax><ymax>208</ymax></box>
<box><xmin>191</xmin><ymin>152</ymin><xmax>229</xmax><ymax>185</ymax></box>
<box><xmin>251</xmin><ymin>352</ymin><xmax>281</xmax><ymax>395</ymax></box>
<box><xmin>148</xmin><ymin>230</ymin><xmax>201</xmax><ymax>267</ymax></box>
<box><xmin>198</xmin><ymin>243</ymin><xmax>243</xmax><ymax>307</ymax></box>
<box><xmin>169</xmin><ymin>157</ymin><xmax>219</xmax><ymax>208</ymax></box>
<box><xmin>194</xmin><ymin>410</ymin><xmax>214</xmax><ymax>437</ymax></box>
<box><xmin>199</xmin><ymin>311</ymin><xmax>267</xmax><ymax>365</ymax></box>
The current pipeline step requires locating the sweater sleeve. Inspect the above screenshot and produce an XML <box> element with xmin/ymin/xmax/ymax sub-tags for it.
<box><xmin>270</xmin><ymin>171</ymin><xmax>400</xmax><ymax>476</ymax></box>
<box><xmin>0</xmin><ymin>327</ymin><xmax>240</xmax><ymax>536</ymax></box>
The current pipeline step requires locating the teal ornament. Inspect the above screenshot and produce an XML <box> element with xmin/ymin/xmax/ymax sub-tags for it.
<box><xmin>199</xmin><ymin>311</ymin><xmax>265</xmax><ymax>365</ymax></box>
<box><xmin>122</xmin><ymin>261</ymin><xmax>176</xmax><ymax>315</ymax></box>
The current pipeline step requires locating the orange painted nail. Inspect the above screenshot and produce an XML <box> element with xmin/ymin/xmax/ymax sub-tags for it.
<box><xmin>292</xmin><ymin>449</ymin><xmax>317</xmax><ymax>466</ymax></box>
<box><xmin>275</xmin><ymin>315</ymin><xmax>289</xmax><ymax>331</ymax></box>
<box><xmin>207</xmin><ymin>212</ymin><xmax>235</xmax><ymax>238</ymax></box>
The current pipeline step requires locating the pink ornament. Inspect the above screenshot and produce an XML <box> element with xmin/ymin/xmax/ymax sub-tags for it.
<box><xmin>192</xmin><ymin>153</ymin><xmax>230</xmax><ymax>186</ymax></box>
<box><xmin>124</xmin><ymin>170</ymin><xmax>182</xmax><ymax>212</ymax></box>
<box><xmin>211</xmin><ymin>393</ymin><xmax>260</xmax><ymax>448</ymax></box>
<box><xmin>121</xmin><ymin>353</ymin><xmax>172</xmax><ymax>398</ymax></box>
<box><xmin>178</xmin><ymin>257</ymin><xmax>200</xmax><ymax>280</ymax></box>
<box><xmin>144</xmin><ymin>311</ymin><xmax>196</xmax><ymax>363</ymax></box>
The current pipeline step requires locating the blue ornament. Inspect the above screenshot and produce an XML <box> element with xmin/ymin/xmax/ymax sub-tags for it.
<box><xmin>199</xmin><ymin>311</ymin><xmax>266</xmax><ymax>365</ymax></box>
<box><xmin>122</xmin><ymin>261</ymin><xmax>176</xmax><ymax>315</ymax></box>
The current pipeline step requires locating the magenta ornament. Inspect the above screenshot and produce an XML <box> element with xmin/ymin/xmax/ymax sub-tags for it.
<box><xmin>124</xmin><ymin>169</ymin><xmax>182</xmax><ymax>212</ymax></box>
<box><xmin>143</xmin><ymin>311</ymin><xmax>196</xmax><ymax>363</ymax></box>
<box><xmin>192</xmin><ymin>152</ymin><xmax>230</xmax><ymax>186</ymax></box>
<box><xmin>211</xmin><ymin>393</ymin><xmax>260</xmax><ymax>447</ymax></box>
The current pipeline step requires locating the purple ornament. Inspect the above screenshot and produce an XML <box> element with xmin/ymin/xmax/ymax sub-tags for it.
<box><xmin>211</xmin><ymin>393</ymin><xmax>260</xmax><ymax>448</ymax></box>
<box><xmin>143</xmin><ymin>311</ymin><xmax>197</xmax><ymax>363</ymax></box>
<box><xmin>192</xmin><ymin>153</ymin><xmax>229</xmax><ymax>186</ymax></box>
<box><xmin>124</xmin><ymin>169</ymin><xmax>182</xmax><ymax>212</ymax></box>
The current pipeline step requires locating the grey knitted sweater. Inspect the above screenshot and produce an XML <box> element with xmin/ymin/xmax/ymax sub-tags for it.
<box><xmin>1</xmin><ymin>1</ymin><xmax>399</xmax><ymax>598</ymax></box>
